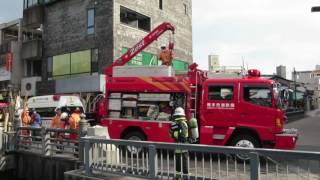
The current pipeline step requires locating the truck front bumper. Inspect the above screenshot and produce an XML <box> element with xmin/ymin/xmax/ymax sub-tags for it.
<box><xmin>275</xmin><ymin>128</ymin><xmax>298</xmax><ymax>150</ymax></box>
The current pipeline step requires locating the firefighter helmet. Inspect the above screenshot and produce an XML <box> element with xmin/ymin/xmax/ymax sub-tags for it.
<box><xmin>173</xmin><ymin>107</ymin><xmax>185</xmax><ymax>116</ymax></box>
<box><xmin>60</xmin><ymin>112</ymin><xmax>68</xmax><ymax>120</ymax></box>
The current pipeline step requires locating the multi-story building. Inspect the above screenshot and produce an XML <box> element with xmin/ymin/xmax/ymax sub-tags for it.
<box><xmin>0</xmin><ymin>19</ymin><xmax>24</xmax><ymax>98</ymax></box>
<box><xmin>276</xmin><ymin>65</ymin><xmax>286</xmax><ymax>79</ymax></box>
<box><xmin>208</xmin><ymin>54</ymin><xmax>219</xmax><ymax>72</ymax></box>
<box><xmin>292</xmin><ymin>68</ymin><xmax>320</xmax><ymax>108</ymax></box>
<box><xmin>21</xmin><ymin>0</ymin><xmax>192</xmax><ymax>106</ymax></box>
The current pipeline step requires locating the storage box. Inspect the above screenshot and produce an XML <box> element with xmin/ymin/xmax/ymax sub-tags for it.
<box><xmin>87</xmin><ymin>126</ymin><xmax>109</xmax><ymax>137</ymax></box>
<box><xmin>139</xmin><ymin>93</ymin><xmax>170</xmax><ymax>101</ymax></box>
<box><xmin>109</xmin><ymin>93</ymin><xmax>121</xmax><ymax>98</ymax></box>
<box><xmin>87</xmin><ymin>126</ymin><xmax>119</xmax><ymax>164</ymax></box>
<box><xmin>123</xmin><ymin>94</ymin><xmax>138</xmax><ymax>99</ymax></box>
<box><xmin>113</xmin><ymin>66</ymin><xmax>175</xmax><ymax>77</ymax></box>
<box><xmin>108</xmin><ymin>99</ymin><xmax>121</xmax><ymax>110</ymax></box>
<box><xmin>109</xmin><ymin>111</ymin><xmax>120</xmax><ymax>118</ymax></box>
<box><xmin>122</xmin><ymin>100</ymin><xmax>137</xmax><ymax>107</ymax></box>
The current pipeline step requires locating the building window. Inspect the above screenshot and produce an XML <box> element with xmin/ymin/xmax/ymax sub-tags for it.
<box><xmin>184</xmin><ymin>3</ymin><xmax>188</xmax><ymax>15</ymax></box>
<box><xmin>120</xmin><ymin>6</ymin><xmax>151</xmax><ymax>32</ymax></box>
<box><xmin>243</xmin><ymin>86</ymin><xmax>272</xmax><ymax>107</ymax></box>
<box><xmin>26</xmin><ymin>60</ymin><xmax>42</xmax><ymax>77</ymax></box>
<box><xmin>87</xmin><ymin>9</ymin><xmax>95</xmax><ymax>35</ymax></box>
<box><xmin>159</xmin><ymin>0</ymin><xmax>163</xmax><ymax>10</ymax></box>
<box><xmin>91</xmin><ymin>49</ymin><xmax>99</xmax><ymax>73</ymax></box>
<box><xmin>208</xmin><ymin>85</ymin><xmax>234</xmax><ymax>100</ymax></box>
<box><xmin>47</xmin><ymin>57</ymin><xmax>53</xmax><ymax>78</ymax></box>
<box><xmin>23</xmin><ymin>0</ymin><xmax>41</xmax><ymax>9</ymax></box>
<box><xmin>49</xmin><ymin>49</ymin><xmax>98</xmax><ymax>79</ymax></box>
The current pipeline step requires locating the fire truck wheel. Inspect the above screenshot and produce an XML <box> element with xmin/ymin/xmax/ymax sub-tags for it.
<box><xmin>123</xmin><ymin>131</ymin><xmax>146</xmax><ymax>154</ymax></box>
<box><xmin>230</xmin><ymin>135</ymin><xmax>259</xmax><ymax>161</ymax></box>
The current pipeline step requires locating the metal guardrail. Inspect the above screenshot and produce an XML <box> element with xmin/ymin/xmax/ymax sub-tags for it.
<box><xmin>1</xmin><ymin>132</ymin><xmax>15</xmax><ymax>153</ymax></box>
<box><xmin>15</xmin><ymin>126</ymin><xmax>79</xmax><ymax>158</ymax></box>
<box><xmin>83</xmin><ymin>137</ymin><xmax>320</xmax><ymax>180</ymax></box>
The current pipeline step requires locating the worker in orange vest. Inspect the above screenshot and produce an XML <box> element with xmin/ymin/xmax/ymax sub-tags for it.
<box><xmin>21</xmin><ymin>107</ymin><xmax>31</xmax><ymax>146</ymax></box>
<box><xmin>158</xmin><ymin>44</ymin><xmax>173</xmax><ymax>66</ymax></box>
<box><xmin>51</xmin><ymin>108</ymin><xmax>64</xmax><ymax>129</ymax></box>
<box><xmin>21</xmin><ymin>107</ymin><xmax>31</xmax><ymax>127</ymax></box>
<box><xmin>69</xmin><ymin>107</ymin><xmax>81</xmax><ymax>140</ymax></box>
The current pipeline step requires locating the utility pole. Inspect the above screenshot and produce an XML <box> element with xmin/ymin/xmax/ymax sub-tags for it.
<box><xmin>311</xmin><ymin>6</ymin><xmax>320</xmax><ymax>12</ymax></box>
<box><xmin>293</xmin><ymin>68</ymin><xmax>297</xmax><ymax>109</ymax></box>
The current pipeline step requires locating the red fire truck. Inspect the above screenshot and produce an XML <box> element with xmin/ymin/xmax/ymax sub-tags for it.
<box><xmin>100</xmin><ymin>22</ymin><xmax>298</xmax><ymax>150</ymax></box>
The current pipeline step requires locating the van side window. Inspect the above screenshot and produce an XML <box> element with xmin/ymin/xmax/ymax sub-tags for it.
<box><xmin>208</xmin><ymin>85</ymin><xmax>234</xmax><ymax>100</ymax></box>
<box><xmin>243</xmin><ymin>86</ymin><xmax>272</xmax><ymax>107</ymax></box>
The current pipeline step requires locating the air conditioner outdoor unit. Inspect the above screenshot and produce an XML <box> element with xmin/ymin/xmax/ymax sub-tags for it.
<box><xmin>21</xmin><ymin>76</ymin><xmax>42</xmax><ymax>97</ymax></box>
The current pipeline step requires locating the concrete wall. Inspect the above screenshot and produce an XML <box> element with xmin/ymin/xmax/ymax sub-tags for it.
<box><xmin>11</xmin><ymin>41</ymin><xmax>23</xmax><ymax>87</ymax></box>
<box><xmin>15</xmin><ymin>152</ymin><xmax>81</xmax><ymax>180</ymax></box>
<box><xmin>21</xmin><ymin>40</ymin><xmax>42</xmax><ymax>60</ymax></box>
<box><xmin>43</xmin><ymin>0</ymin><xmax>114</xmax><ymax>78</ymax></box>
<box><xmin>113</xmin><ymin>0</ymin><xmax>193</xmax><ymax>63</ymax></box>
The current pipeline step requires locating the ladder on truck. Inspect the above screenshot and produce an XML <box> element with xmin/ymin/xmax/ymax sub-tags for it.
<box><xmin>190</xmin><ymin>71</ymin><xmax>201</xmax><ymax>117</ymax></box>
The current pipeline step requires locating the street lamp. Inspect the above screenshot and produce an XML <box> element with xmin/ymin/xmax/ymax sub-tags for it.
<box><xmin>312</xmin><ymin>6</ymin><xmax>320</xmax><ymax>12</ymax></box>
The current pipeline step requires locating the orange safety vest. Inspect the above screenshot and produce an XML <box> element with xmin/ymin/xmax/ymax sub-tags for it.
<box><xmin>158</xmin><ymin>49</ymin><xmax>173</xmax><ymax>66</ymax></box>
<box><xmin>51</xmin><ymin>115</ymin><xmax>64</xmax><ymax>129</ymax></box>
<box><xmin>21</xmin><ymin>111</ymin><xmax>31</xmax><ymax>126</ymax></box>
<box><xmin>69</xmin><ymin>113</ymin><xmax>80</xmax><ymax>130</ymax></box>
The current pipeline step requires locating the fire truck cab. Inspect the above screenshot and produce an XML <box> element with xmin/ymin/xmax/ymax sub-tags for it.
<box><xmin>200</xmin><ymin>71</ymin><xmax>297</xmax><ymax>149</ymax></box>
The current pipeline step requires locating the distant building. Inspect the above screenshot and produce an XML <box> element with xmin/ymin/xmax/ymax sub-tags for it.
<box><xmin>316</xmin><ymin>65</ymin><xmax>320</xmax><ymax>70</ymax></box>
<box><xmin>276</xmin><ymin>65</ymin><xmax>286</xmax><ymax>79</ymax></box>
<box><xmin>208</xmin><ymin>54</ymin><xmax>219</xmax><ymax>72</ymax></box>
<box><xmin>293</xmin><ymin>69</ymin><xmax>320</xmax><ymax>109</ymax></box>
<box><xmin>0</xmin><ymin>19</ymin><xmax>24</xmax><ymax>95</ymax></box>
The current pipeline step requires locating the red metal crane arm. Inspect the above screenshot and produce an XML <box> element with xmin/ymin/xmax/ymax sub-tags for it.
<box><xmin>104</xmin><ymin>22</ymin><xmax>175</xmax><ymax>77</ymax></box>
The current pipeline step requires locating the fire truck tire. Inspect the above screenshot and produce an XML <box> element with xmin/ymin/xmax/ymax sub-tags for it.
<box><xmin>230</xmin><ymin>134</ymin><xmax>259</xmax><ymax>148</ymax></box>
<box><xmin>123</xmin><ymin>131</ymin><xmax>146</xmax><ymax>154</ymax></box>
<box><xmin>229</xmin><ymin>135</ymin><xmax>260</xmax><ymax>161</ymax></box>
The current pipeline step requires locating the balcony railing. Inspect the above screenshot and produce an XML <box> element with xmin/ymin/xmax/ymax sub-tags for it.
<box><xmin>22</xmin><ymin>39</ymin><xmax>42</xmax><ymax>60</ymax></box>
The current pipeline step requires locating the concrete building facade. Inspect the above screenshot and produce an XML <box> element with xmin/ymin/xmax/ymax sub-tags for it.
<box><xmin>0</xmin><ymin>19</ymin><xmax>24</xmax><ymax>97</ymax></box>
<box><xmin>208</xmin><ymin>54</ymin><xmax>219</xmax><ymax>72</ymax></box>
<box><xmin>21</xmin><ymin>0</ymin><xmax>192</xmax><ymax>100</ymax></box>
<box><xmin>276</xmin><ymin>65</ymin><xmax>286</xmax><ymax>79</ymax></box>
<box><xmin>292</xmin><ymin>68</ymin><xmax>320</xmax><ymax>108</ymax></box>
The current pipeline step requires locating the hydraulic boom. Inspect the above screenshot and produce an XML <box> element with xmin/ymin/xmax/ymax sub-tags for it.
<box><xmin>104</xmin><ymin>22</ymin><xmax>175</xmax><ymax>77</ymax></box>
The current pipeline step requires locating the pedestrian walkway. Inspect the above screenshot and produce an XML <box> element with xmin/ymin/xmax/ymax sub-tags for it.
<box><xmin>305</xmin><ymin>108</ymin><xmax>320</xmax><ymax>117</ymax></box>
<box><xmin>65</xmin><ymin>169</ymin><xmax>145</xmax><ymax>180</ymax></box>
<box><xmin>287</xmin><ymin>108</ymin><xmax>320</xmax><ymax>151</ymax></box>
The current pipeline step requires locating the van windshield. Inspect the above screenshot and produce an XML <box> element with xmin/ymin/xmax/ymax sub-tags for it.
<box><xmin>61</xmin><ymin>106</ymin><xmax>84</xmax><ymax>114</ymax></box>
<box><xmin>33</xmin><ymin>106</ymin><xmax>84</xmax><ymax>118</ymax></box>
<box><xmin>34</xmin><ymin>107</ymin><xmax>56</xmax><ymax>117</ymax></box>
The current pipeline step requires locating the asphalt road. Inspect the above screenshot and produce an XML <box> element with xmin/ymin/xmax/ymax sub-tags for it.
<box><xmin>286</xmin><ymin>108</ymin><xmax>320</xmax><ymax>152</ymax></box>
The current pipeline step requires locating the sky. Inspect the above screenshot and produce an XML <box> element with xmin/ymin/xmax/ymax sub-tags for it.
<box><xmin>1</xmin><ymin>1</ymin><xmax>320</xmax><ymax>79</ymax></box>
<box><xmin>193</xmin><ymin>0</ymin><xmax>320</xmax><ymax>78</ymax></box>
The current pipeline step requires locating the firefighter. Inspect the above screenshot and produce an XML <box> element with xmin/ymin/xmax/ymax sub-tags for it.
<box><xmin>158</xmin><ymin>44</ymin><xmax>173</xmax><ymax>66</ymax></box>
<box><xmin>21</xmin><ymin>107</ymin><xmax>31</xmax><ymax>147</ymax></box>
<box><xmin>170</xmin><ymin>107</ymin><xmax>189</xmax><ymax>179</ymax></box>
<box><xmin>51</xmin><ymin>108</ymin><xmax>64</xmax><ymax>152</ymax></box>
<box><xmin>69</xmin><ymin>107</ymin><xmax>81</xmax><ymax>140</ymax></box>
<box><xmin>51</xmin><ymin>108</ymin><xmax>63</xmax><ymax>129</ymax></box>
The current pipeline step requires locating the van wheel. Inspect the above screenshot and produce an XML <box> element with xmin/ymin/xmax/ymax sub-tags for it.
<box><xmin>123</xmin><ymin>131</ymin><xmax>146</xmax><ymax>154</ymax></box>
<box><xmin>229</xmin><ymin>135</ymin><xmax>259</xmax><ymax>161</ymax></box>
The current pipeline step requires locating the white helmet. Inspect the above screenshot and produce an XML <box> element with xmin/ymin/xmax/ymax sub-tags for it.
<box><xmin>173</xmin><ymin>107</ymin><xmax>185</xmax><ymax>116</ymax></box>
<box><xmin>60</xmin><ymin>112</ymin><xmax>68</xmax><ymax>119</ymax></box>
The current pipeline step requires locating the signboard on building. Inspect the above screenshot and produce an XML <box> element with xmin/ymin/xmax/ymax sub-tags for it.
<box><xmin>121</xmin><ymin>48</ymin><xmax>188</xmax><ymax>72</ymax></box>
<box><xmin>0</xmin><ymin>53</ymin><xmax>12</xmax><ymax>81</ymax></box>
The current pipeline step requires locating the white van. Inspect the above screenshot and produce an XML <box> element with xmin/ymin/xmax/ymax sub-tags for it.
<box><xmin>27</xmin><ymin>95</ymin><xmax>85</xmax><ymax>128</ymax></box>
